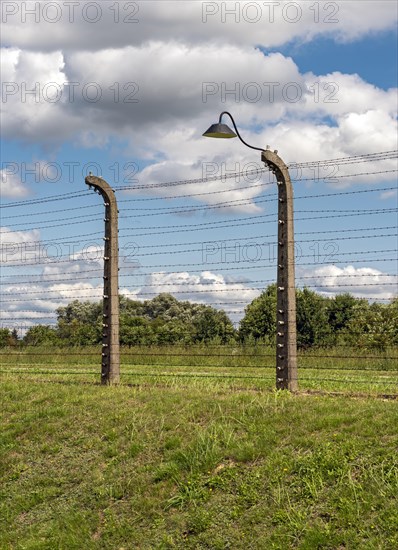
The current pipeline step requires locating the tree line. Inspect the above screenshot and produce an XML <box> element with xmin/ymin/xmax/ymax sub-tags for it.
<box><xmin>1</xmin><ymin>286</ymin><xmax>397</xmax><ymax>350</ymax></box>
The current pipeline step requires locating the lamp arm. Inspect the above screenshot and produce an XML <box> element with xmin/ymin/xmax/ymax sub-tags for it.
<box><xmin>219</xmin><ymin>111</ymin><xmax>265</xmax><ymax>152</ymax></box>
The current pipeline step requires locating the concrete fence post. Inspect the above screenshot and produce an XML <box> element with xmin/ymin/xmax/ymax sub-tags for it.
<box><xmin>85</xmin><ymin>175</ymin><xmax>120</xmax><ymax>385</ymax></box>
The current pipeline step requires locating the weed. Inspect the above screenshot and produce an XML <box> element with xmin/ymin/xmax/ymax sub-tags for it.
<box><xmin>0</xmin><ymin>356</ymin><xmax>397</xmax><ymax>548</ymax></box>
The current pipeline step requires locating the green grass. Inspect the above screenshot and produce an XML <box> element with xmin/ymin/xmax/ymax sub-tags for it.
<box><xmin>1</xmin><ymin>344</ymin><xmax>397</xmax><ymax>395</ymax></box>
<box><xmin>1</xmin><ymin>349</ymin><xmax>398</xmax><ymax>549</ymax></box>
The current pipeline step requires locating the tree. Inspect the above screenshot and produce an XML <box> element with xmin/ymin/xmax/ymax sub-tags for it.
<box><xmin>326</xmin><ymin>293</ymin><xmax>361</xmax><ymax>341</ymax></box>
<box><xmin>388</xmin><ymin>298</ymin><xmax>398</xmax><ymax>345</ymax></box>
<box><xmin>239</xmin><ymin>285</ymin><xmax>332</xmax><ymax>348</ymax></box>
<box><xmin>23</xmin><ymin>325</ymin><xmax>59</xmax><ymax>346</ymax></box>
<box><xmin>193</xmin><ymin>307</ymin><xmax>235</xmax><ymax>344</ymax></box>
<box><xmin>296</xmin><ymin>288</ymin><xmax>331</xmax><ymax>349</ymax></box>
<box><xmin>144</xmin><ymin>294</ymin><xmax>182</xmax><ymax>320</ymax></box>
<box><xmin>346</xmin><ymin>299</ymin><xmax>398</xmax><ymax>351</ymax></box>
<box><xmin>327</xmin><ymin>293</ymin><xmax>358</xmax><ymax>332</ymax></box>
<box><xmin>154</xmin><ymin>318</ymin><xmax>193</xmax><ymax>345</ymax></box>
<box><xmin>11</xmin><ymin>328</ymin><xmax>19</xmax><ymax>344</ymax></box>
<box><xmin>0</xmin><ymin>328</ymin><xmax>13</xmax><ymax>348</ymax></box>
<box><xmin>120</xmin><ymin>316</ymin><xmax>155</xmax><ymax>346</ymax></box>
<box><xmin>56</xmin><ymin>300</ymin><xmax>102</xmax><ymax>324</ymax></box>
<box><xmin>119</xmin><ymin>294</ymin><xmax>236</xmax><ymax>345</ymax></box>
<box><xmin>238</xmin><ymin>284</ymin><xmax>277</xmax><ymax>344</ymax></box>
<box><xmin>57</xmin><ymin>319</ymin><xmax>101</xmax><ymax>346</ymax></box>
<box><xmin>56</xmin><ymin>300</ymin><xmax>102</xmax><ymax>345</ymax></box>
<box><xmin>120</xmin><ymin>295</ymin><xmax>145</xmax><ymax>317</ymax></box>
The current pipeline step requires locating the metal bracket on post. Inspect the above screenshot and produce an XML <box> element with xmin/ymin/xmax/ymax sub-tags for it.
<box><xmin>85</xmin><ymin>175</ymin><xmax>120</xmax><ymax>385</ymax></box>
<box><xmin>261</xmin><ymin>150</ymin><xmax>298</xmax><ymax>391</ymax></box>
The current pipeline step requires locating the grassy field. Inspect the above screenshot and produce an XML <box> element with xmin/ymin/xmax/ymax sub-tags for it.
<box><xmin>1</xmin><ymin>344</ymin><xmax>397</xmax><ymax>395</ymax></box>
<box><xmin>1</xmin><ymin>347</ymin><xmax>398</xmax><ymax>549</ymax></box>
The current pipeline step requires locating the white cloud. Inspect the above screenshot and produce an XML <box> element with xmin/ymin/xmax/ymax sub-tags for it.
<box><xmin>338</xmin><ymin>110</ymin><xmax>398</xmax><ymax>156</ymax></box>
<box><xmin>0</xmin><ymin>160</ymin><xmax>61</xmax><ymax>195</ymax></box>
<box><xmin>298</xmin><ymin>264</ymin><xmax>398</xmax><ymax>301</ymax></box>
<box><xmin>0</xmin><ymin>276</ymin><xmax>104</xmax><ymax>331</ymax></box>
<box><xmin>130</xmin><ymin>159</ymin><xmax>268</xmax><ymax>214</ymax></box>
<box><xmin>2</xmin><ymin>2</ymin><xmax>396</xmax><ymax>331</ymax></box>
<box><xmin>1</xmin><ymin>43</ymin><xmax>395</xmax><ymax>203</ymax></box>
<box><xmin>130</xmin><ymin>108</ymin><xmax>397</xmax><ymax>202</ymax></box>
<box><xmin>1</xmin><ymin>48</ymin><xmax>78</xmax><ymax>142</ymax></box>
<box><xmin>1</xmin><ymin>44</ymin><xmax>307</xmax><ymax>141</ymax></box>
<box><xmin>0</xmin><ymin>169</ymin><xmax>30</xmax><ymax>198</ymax></box>
<box><xmin>2</xmin><ymin>1</ymin><xmax>396</xmax><ymax>52</ymax></box>
<box><xmin>0</xmin><ymin>239</ymin><xmax>143</xmax><ymax>326</ymax></box>
<box><xmin>380</xmin><ymin>189</ymin><xmax>398</xmax><ymax>200</ymax></box>
<box><xmin>131</xmin><ymin>270</ymin><xmax>260</xmax><ymax>323</ymax></box>
<box><xmin>2</xmin><ymin>43</ymin><xmax>396</xmax><ymax>149</ymax></box>
<box><xmin>301</xmin><ymin>71</ymin><xmax>397</xmax><ymax>118</ymax></box>
<box><xmin>1</xmin><ymin>261</ymin><xmax>396</xmax><ymax>331</ymax></box>
<box><xmin>0</xmin><ymin>227</ymin><xmax>40</xmax><ymax>265</ymax></box>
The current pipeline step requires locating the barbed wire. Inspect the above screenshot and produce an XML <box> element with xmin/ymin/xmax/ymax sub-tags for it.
<box><xmin>0</xmin><ymin>361</ymin><xmax>397</xmax><ymax>371</ymax></box>
<box><xmin>5</xmin><ymin>229</ymin><xmax>396</xmax><ymax>269</ymax></box>
<box><xmin>117</xmin><ymin>171</ymin><xmax>397</xmax><ymax>202</ymax></box>
<box><xmin>0</xmin><ymin>204</ymin><xmax>102</xmax><ymax>221</ymax></box>
<box><xmin>119</xmin><ymin>209</ymin><xmax>398</xmax><ymax>238</ymax></box>
<box><xmin>6</xmin><ymin>184</ymin><xmax>392</xmax><ymax>229</ymax></box>
<box><xmin>8</xmin><ymin>199</ymin><xmax>396</xmax><ymax>229</ymax></box>
<box><xmin>196</xmin><ymin>257</ymin><xmax>396</xmax><ymax>272</ymax></box>
<box><xmin>1</xmin><ymin>271</ymin><xmax>396</xmax><ymax>287</ymax></box>
<box><xmin>2</xmin><ymin>258</ymin><xmax>394</xmax><ymax>284</ymax></box>
<box><xmin>28</xmin><ymin>232</ymin><xmax>397</xmax><ymax>260</ymax></box>
<box><xmin>114</xmin><ymin>158</ymin><xmax>398</xmax><ymax>191</ymax></box>
<box><xmin>0</xmin><ymin>369</ymin><xmax>396</xmax><ymax>387</ymax></box>
<box><xmin>288</xmin><ymin>150</ymin><xmax>398</xmax><ymax>168</ymax></box>
<box><xmin>1</xmin><ymin>151</ymin><xmax>396</xmax><ymax>210</ymax></box>
<box><xmin>0</xmin><ymin>218</ymin><xmax>104</xmax><ymax>234</ymax></box>
<box><xmin>111</xmin><ymin>229</ymin><xmax>398</xmax><ymax>251</ymax></box>
<box><xmin>1</xmin><ymin>244</ymin><xmax>396</xmax><ymax>270</ymax></box>
<box><xmin>2</xmin><ymin>212</ymin><xmax>103</xmax><ymax>229</ymax></box>
<box><xmin>1</xmin><ymin>151</ymin><xmax>397</xmax><ymax>381</ymax></box>
<box><xmin>1</xmin><ymin>191</ymin><xmax>92</xmax><ymax>209</ymax></box>
<box><xmin>1</xmin><ymin>307</ymin><xmax>396</xmax><ymax>327</ymax></box>
<box><xmin>121</xmin><ymin>203</ymin><xmax>397</xmax><ymax>220</ymax></box>
<box><xmin>1</xmin><ymin>280</ymin><xmax>397</xmax><ymax>300</ymax></box>
<box><xmin>35</xmin><ymin>353</ymin><xmax>398</xmax><ymax>362</ymax></box>
<box><xmin>1</xmin><ymin>223</ymin><xmax>396</xmax><ymax>253</ymax></box>
<box><xmin>1</xmin><ymin>292</ymin><xmax>396</xmax><ymax>305</ymax></box>
<box><xmin>2</xmin><ymin>168</ymin><xmax>396</xmax><ymax>222</ymax></box>
<box><xmin>116</xmin><ymin>185</ymin><xmax>397</xmax><ymax>214</ymax></box>
<box><xmin>2</xmin><ymin>207</ymin><xmax>397</xmax><ymax>245</ymax></box>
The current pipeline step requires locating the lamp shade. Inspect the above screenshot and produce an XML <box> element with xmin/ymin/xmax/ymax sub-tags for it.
<box><xmin>202</xmin><ymin>123</ymin><xmax>237</xmax><ymax>139</ymax></box>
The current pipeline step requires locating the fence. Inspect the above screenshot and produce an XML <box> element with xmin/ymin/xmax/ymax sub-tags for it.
<box><xmin>0</xmin><ymin>150</ymin><xmax>397</xmax><ymax>395</ymax></box>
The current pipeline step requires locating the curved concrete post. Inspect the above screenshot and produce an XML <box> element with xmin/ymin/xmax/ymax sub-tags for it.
<box><xmin>85</xmin><ymin>175</ymin><xmax>120</xmax><ymax>385</ymax></box>
<box><xmin>261</xmin><ymin>151</ymin><xmax>298</xmax><ymax>391</ymax></box>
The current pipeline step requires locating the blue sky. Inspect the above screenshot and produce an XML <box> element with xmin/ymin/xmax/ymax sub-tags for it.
<box><xmin>263</xmin><ymin>30</ymin><xmax>398</xmax><ymax>90</ymax></box>
<box><xmin>1</xmin><ymin>0</ymin><xmax>397</xmax><ymax>332</ymax></box>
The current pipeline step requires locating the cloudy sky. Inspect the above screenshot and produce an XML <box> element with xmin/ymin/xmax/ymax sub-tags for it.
<box><xmin>1</xmin><ymin>0</ymin><xmax>397</xmax><ymax>332</ymax></box>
